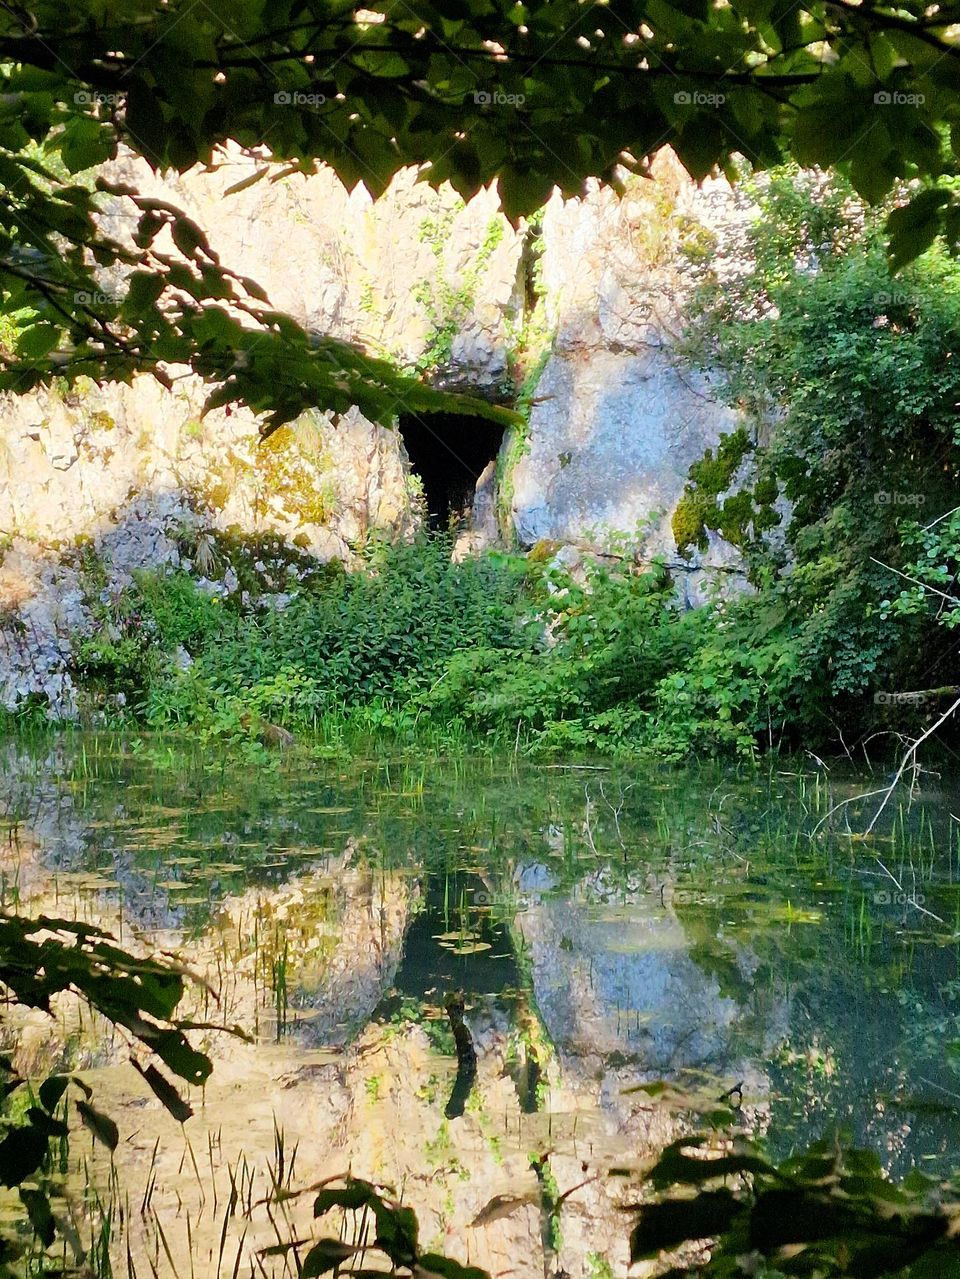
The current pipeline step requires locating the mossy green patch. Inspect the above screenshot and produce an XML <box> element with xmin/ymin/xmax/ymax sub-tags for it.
<box><xmin>672</xmin><ymin>428</ymin><xmax>780</xmax><ymax>555</ymax></box>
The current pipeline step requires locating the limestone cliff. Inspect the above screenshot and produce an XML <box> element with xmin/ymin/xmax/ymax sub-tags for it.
<box><xmin>0</xmin><ymin>147</ymin><xmax>747</xmax><ymax>713</ymax></box>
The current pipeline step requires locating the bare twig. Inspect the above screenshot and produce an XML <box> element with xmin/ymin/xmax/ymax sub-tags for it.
<box><xmin>869</xmin><ymin>556</ymin><xmax>960</xmax><ymax>608</ymax></box>
<box><xmin>865</xmin><ymin>694</ymin><xmax>960</xmax><ymax>835</ymax></box>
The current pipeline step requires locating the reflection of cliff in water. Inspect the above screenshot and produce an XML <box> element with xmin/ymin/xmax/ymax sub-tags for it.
<box><xmin>372</xmin><ymin>871</ymin><xmax>539</xmax><ymax>1117</ymax></box>
<box><xmin>502</xmin><ymin>862</ymin><xmax>776</xmax><ymax>1159</ymax></box>
<box><xmin>515</xmin><ymin>862</ymin><xmax>787</xmax><ymax>1073</ymax></box>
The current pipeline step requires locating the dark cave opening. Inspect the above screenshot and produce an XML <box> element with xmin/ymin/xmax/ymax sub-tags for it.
<box><xmin>397</xmin><ymin>412</ymin><xmax>506</xmax><ymax>528</ymax></box>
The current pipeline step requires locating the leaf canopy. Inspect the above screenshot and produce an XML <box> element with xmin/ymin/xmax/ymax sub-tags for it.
<box><xmin>0</xmin><ymin>0</ymin><xmax>956</xmax><ymax>422</ymax></box>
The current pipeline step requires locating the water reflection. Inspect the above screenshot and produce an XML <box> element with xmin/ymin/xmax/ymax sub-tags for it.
<box><xmin>4</xmin><ymin>736</ymin><xmax>960</xmax><ymax>1273</ymax></box>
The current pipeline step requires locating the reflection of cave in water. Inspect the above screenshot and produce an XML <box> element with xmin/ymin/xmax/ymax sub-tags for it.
<box><xmin>373</xmin><ymin>872</ymin><xmax>541</xmax><ymax>1116</ymax></box>
<box><xmin>396</xmin><ymin>412</ymin><xmax>505</xmax><ymax>528</ymax></box>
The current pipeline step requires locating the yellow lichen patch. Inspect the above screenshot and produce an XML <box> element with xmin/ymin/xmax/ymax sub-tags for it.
<box><xmin>527</xmin><ymin>539</ymin><xmax>561</xmax><ymax>563</ymax></box>
<box><xmin>254</xmin><ymin>417</ymin><xmax>338</xmax><ymax>526</ymax></box>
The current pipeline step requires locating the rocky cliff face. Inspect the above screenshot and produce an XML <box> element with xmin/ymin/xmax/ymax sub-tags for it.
<box><xmin>514</xmin><ymin>168</ymin><xmax>741</xmax><ymax>553</ymax></box>
<box><xmin>0</xmin><ymin>146</ymin><xmax>746</xmax><ymax>713</ymax></box>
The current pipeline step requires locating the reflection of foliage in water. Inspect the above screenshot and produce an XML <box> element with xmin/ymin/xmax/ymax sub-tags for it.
<box><xmin>4</xmin><ymin>738</ymin><xmax>960</xmax><ymax>1179</ymax></box>
<box><xmin>381</xmin><ymin>995</ymin><xmax>456</xmax><ymax>1056</ymax></box>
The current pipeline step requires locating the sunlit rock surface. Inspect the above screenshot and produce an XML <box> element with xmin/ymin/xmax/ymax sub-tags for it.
<box><xmin>0</xmin><ymin>147</ymin><xmax>747</xmax><ymax>711</ymax></box>
<box><xmin>512</xmin><ymin>162</ymin><xmax>738</xmax><ymax>547</ymax></box>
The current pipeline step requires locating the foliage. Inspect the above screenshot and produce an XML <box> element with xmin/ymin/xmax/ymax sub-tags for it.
<box><xmin>631</xmin><ymin>1131</ymin><xmax>960</xmax><ymax>1276</ymax></box>
<box><xmin>68</xmin><ymin>535</ymin><xmax>535</xmax><ymax>749</ymax></box>
<box><xmin>267</xmin><ymin>1132</ymin><xmax>960</xmax><ymax>1279</ymax></box>
<box><xmin>881</xmin><ymin>508</ymin><xmax>960</xmax><ymax>630</ymax></box>
<box><xmin>62</xmin><ymin>527</ymin><xmax>786</xmax><ymax>759</ymax></box>
<box><xmin>267</xmin><ymin>1177</ymin><xmax>488</xmax><ymax>1279</ymax></box>
<box><xmin>413</xmin><ymin>210</ymin><xmax>505</xmax><ymax>375</ymax></box>
<box><xmin>0</xmin><ymin>913</ymin><xmax>222</xmax><ymax>1274</ymax></box>
<box><xmin>61</xmin><ymin>505</ymin><xmax>952</xmax><ymax>762</ymax></box>
<box><xmin>419</xmin><ymin>555</ymin><xmax>687</xmax><ymax>754</ymax></box>
<box><xmin>674</xmin><ymin>167</ymin><xmax>960</xmax><ymax>747</ymax></box>
<box><xmin>0</xmin><ymin>1</ymin><xmax>960</xmax><ymax>423</ymax></box>
<box><xmin>0</xmin><ymin>915</ymin><xmax>211</xmax><ymax>1088</ymax></box>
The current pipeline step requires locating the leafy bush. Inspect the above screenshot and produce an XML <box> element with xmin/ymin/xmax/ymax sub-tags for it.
<box><xmin>882</xmin><ymin>509</ymin><xmax>960</xmax><ymax>631</ymax></box>
<box><xmin>131</xmin><ymin>568</ymin><xmax>230</xmax><ymax>651</ymax></box>
<box><xmin>631</xmin><ymin>1129</ymin><xmax>960</xmax><ymax>1276</ymax></box>
<box><xmin>419</xmin><ymin>558</ymin><xmax>690</xmax><ymax>754</ymax></box>
<box><xmin>674</xmin><ymin>167</ymin><xmax>960</xmax><ymax>747</ymax></box>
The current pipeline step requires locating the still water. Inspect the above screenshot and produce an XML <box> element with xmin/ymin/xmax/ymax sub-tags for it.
<box><xmin>3</xmin><ymin>735</ymin><xmax>960</xmax><ymax>1275</ymax></box>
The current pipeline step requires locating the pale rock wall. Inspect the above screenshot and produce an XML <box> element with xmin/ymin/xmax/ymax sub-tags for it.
<box><xmin>0</xmin><ymin>147</ymin><xmax>749</xmax><ymax>712</ymax></box>
<box><xmin>100</xmin><ymin>149</ymin><xmax>524</xmax><ymax>384</ymax></box>
<box><xmin>510</xmin><ymin>156</ymin><xmax>748</xmax><ymax>594</ymax></box>
<box><xmin>0</xmin><ymin>373</ymin><xmax>418</xmax><ymax>711</ymax></box>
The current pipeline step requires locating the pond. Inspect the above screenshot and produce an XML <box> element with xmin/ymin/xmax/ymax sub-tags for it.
<box><xmin>3</xmin><ymin>735</ymin><xmax>960</xmax><ymax>1277</ymax></box>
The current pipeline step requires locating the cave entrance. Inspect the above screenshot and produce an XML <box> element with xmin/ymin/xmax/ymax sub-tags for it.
<box><xmin>397</xmin><ymin>412</ymin><xmax>506</xmax><ymax>528</ymax></box>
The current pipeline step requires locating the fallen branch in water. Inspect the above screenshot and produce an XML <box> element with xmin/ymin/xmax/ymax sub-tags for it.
<box><xmin>865</xmin><ymin>693</ymin><xmax>960</xmax><ymax>834</ymax></box>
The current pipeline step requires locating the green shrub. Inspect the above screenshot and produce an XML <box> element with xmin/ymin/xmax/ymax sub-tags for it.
<box><xmin>131</xmin><ymin>569</ymin><xmax>231</xmax><ymax>651</ymax></box>
<box><xmin>674</xmin><ymin>166</ymin><xmax>960</xmax><ymax>747</ymax></box>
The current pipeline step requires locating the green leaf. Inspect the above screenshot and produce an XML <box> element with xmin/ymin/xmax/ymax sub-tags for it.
<box><xmin>887</xmin><ymin>188</ymin><xmax>951</xmax><ymax>272</ymax></box>
<box><xmin>0</xmin><ymin>1126</ymin><xmax>48</xmax><ymax>1187</ymax></box>
<box><xmin>301</xmin><ymin>1239</ymin><xmax>359</xmax><ymax>1277</ymax></box>
<box><xmin>372</xmin><ymin>1201</ymin><xmax>418</xmax><ymax>1264</ymax></box>
<box><xmin>630</xmin><ymin>1189</ymin><xmax>741</xmax><ymax>1259</ymax></box>
<box><xmin>59</xmin><ymin>116</ymin><xmax>114</xmax><ymax>174</ymax></box>
<box><xmin>131</xmin><ymin>1062</ymin><xmax>193</xmax><ymax>1123</ymax></box>
<box><xmin>38</xmin><ymin>1075</ymin><xmax>69</xmax><ymax>1113</ymax></box>
<box><xmin>123</xmin><ymin>271</ymin><xmax>166</xmax><ymax>315</ymax></box>
<box><xmin>314</xmin><ymin>1183</ymin><xmax>376</xmax><ymax>1217</ymax></box>
<box><xmin>19</xmin><ymin>1188</ymin><xmax>55</xmax><ymax>1247</ymax></box>
<box><xmin>418</xmin><ymin>1254</ymin><xmax>491</xmax><ymax>1279</ymax></box>
<box><xmin>172</xmin><ymin>217</ymin><xmax>216</xmax><ymax>261</ymax></box>
<box><xmin>17</xmin><ymin>324</ymin><xmax>60</xmax><ymax>359</ymax></box>
<box><xmin>135</xmin><ymin>210</ymin><xmax>167</xmax><ymax>249</ymax></box>
<box><xmin>497</xmin><ymin>168</ymin><xmax>556</xmax><ymax>222</ymax></box>
<box><xmin>238</xmin><ymin>275</ymin><xmax>270</xmax><ymax>303</ymax></box>
<box><xmin>25</xmin><ymin>1107</ymin><xmax>67</xmax><ymax>1139</ymax></box>
<box><xmin>644</xmin><ymin>1138</ymin><xmax>773</xmax><ymax>1190</ymax></box>
<box><xmin>848</xmin><ymin>128</ymin><xmax>898</xmax><ymax>205</ymax></box>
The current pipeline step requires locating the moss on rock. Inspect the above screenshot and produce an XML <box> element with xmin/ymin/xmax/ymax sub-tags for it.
<box><xmin>673</xmin><ymin>429</ymin><xmax>781</xmax><ymax>555</ymax></box>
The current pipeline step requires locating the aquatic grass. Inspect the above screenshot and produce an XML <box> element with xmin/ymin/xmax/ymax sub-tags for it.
<box><xmin>270</xmin><ymin>935</ymin><xmax>289</xmax><ymax>1043</ymax></box>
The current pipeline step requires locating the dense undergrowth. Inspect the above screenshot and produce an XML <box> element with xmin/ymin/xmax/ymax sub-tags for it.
<box><xmin>34</xmin><ymin>502</ymin><xmax>956</xmax><ymax>763</ymax></box>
